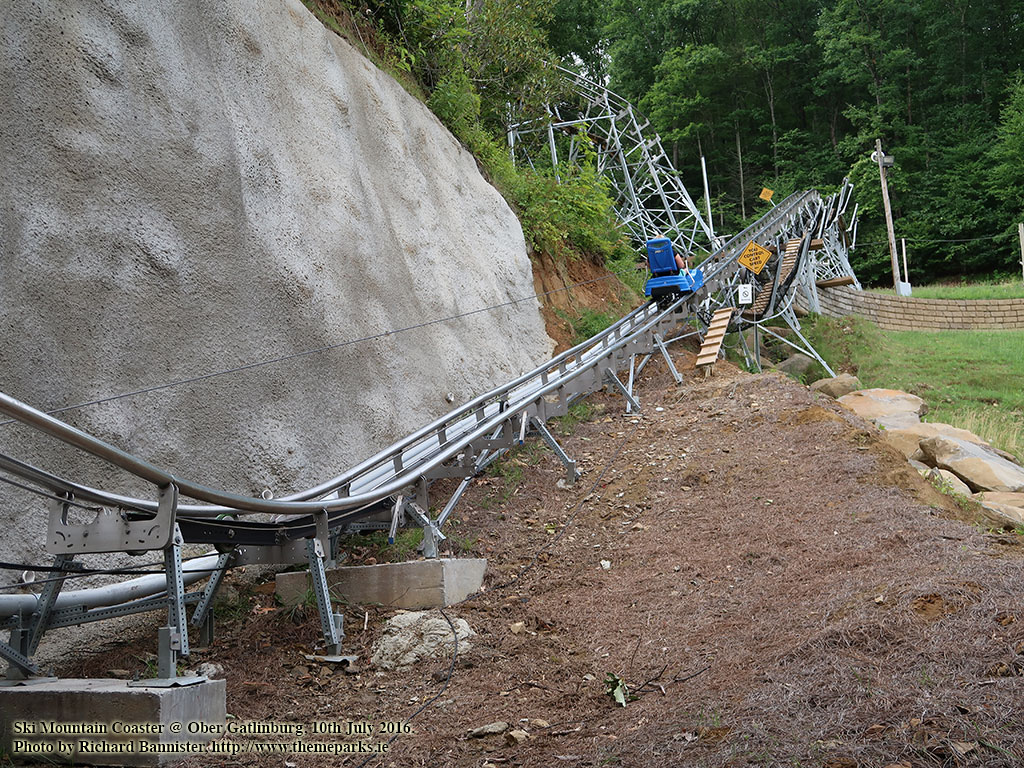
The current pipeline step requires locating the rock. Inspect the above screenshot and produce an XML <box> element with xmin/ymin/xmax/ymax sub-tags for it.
<box><xmin>529</xmin><ymin>719</ymin><xmax>550</xmax><ymax>729</ymax></box>
<box><xmin>975</xmin><ymin>502</ymin><xmax>1024</xmax><ymax>527</ymax></box>
<box><xmin>919</xmin><ymin>436</ymin><xmax>1024</xmax><ymax>493</ymax></box>
<box><xmin>927</xmin><ymin>468</ymin><xmax>972</xmax><ymax>496</ymax></box>
<box><xmin>809</xmin><ymin>373</ymin><xmax>862</xmax><ymax>399</ymax></box>
<box><xmin>881</xmin><ymin>422</ymin><xmax>990</xmax><ymax>460</ymax></box>
<box><xmin>837</xmin><ymin>389</ymin><xmax>927</xmax><ymax>429</ymax></box>
<box><xmin>505</xmin><ymin>729</ymin><xmax>529</xmax><ymax>745</ymax></box>
<box><xmin>908</xmin><ymin>459</ymin><xmax>930</xmax><ymax>472</ymax></box>
<box><xmin>197</xmin><ymin>662</ymin><xmax>226</xmax><ymax>679</ymax></box>
<box><xmin>469</xmin><ymin>722</ymin><xmax>509</xmax><ymax>738</ymax></box>
<box><xmin>973</xmin><ymin>492</ymin><xmax>1024</xmax><ymax>526</ymax></box>
<box><xmin>599</xmin><ymin>560</ymin><xmax>612</xmax><ymax>570</ymax></box>
<box><xmin>509</xmin><ymin>621</ymin><xmax>526</xmax><ymax>635</ymax></box>
<box><xmin>371</xmin><ymin>611</ymin><xmax>474</xmax><ymax>670</ymax></box>
<box><xmin>775</xmin><ymin>353</ymin><xmax>820</xmax><ymax>382</ymax></box>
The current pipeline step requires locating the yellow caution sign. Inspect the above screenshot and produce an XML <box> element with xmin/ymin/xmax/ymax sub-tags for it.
<box><xmin>759</xmin><ymin>187</ymin><xmax>774</xmax><ymax>202</ymax></box>
<box><xmin>738</xmin><ymin>240</ymin><xmax>772</xmax><ymax>274</ymax></box>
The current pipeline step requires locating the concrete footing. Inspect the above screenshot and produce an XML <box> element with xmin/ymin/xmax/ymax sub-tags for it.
<box><xmin>0</xmin><ymin>678</ymin><xmax>226</xmax><ymax>766</ymax></box>
<box><xmin>276</xmin><ymin>558</ymin><xmax>487</xmax><ymax>610</ymax></box>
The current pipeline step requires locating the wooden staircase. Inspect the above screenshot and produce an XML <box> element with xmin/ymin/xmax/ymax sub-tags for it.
<box><xmin>743</xmin><ymin>237</ymin><xmax>803</xmax><ymax>321</ymax></box>
<box><xmin>695</xmin><ymin>307</ymin><xmax>734</xmax><ymax>374</ymax></box>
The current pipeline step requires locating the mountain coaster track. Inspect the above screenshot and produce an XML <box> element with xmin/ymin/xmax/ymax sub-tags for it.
<box><xmin>0</xmin><ymin>69</ymin><xmax>861</xmax><ymax>683</ymax></box>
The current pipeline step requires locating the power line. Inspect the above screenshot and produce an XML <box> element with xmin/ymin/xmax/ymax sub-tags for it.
<box><xmin>1</xmin><ymin>266</ymin><xmax>638</xmax><ymax>426</ymax></box>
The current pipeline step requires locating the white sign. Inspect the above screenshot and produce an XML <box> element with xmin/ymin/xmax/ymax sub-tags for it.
<box><xmin>737</xmin><ymin>284</ymin><xmax>753</xmax><ymax>305</ymax></box>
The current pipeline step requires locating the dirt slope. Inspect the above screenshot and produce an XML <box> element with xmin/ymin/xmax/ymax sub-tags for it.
<box><xmin>67</xmin><ymin>346</ymin><xmax>1024</xmax><ymax>768</ymax></box>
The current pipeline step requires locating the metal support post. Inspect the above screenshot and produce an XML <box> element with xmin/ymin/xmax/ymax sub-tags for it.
<box><xmin>530</xmin><ymin>417</ymin><xmax>579</xmax><ymax>484</ymax></box>
<box><xmin>654</xmin><ymin>334</ymin><xmax>683</xmax><ymax>384</ymax></box>
<box><xmin>306</xmin><ymin>538</ymin><xmax>343</xmax><ymax>656</ymax></box>
<box><xmin>190</xmin><ymin>551</ymin><xmax>233</xmax><ymax>646</ymax></box>
<box><xmin>407</xmin><ymin>501</ymin><xmax>445</xmax><ymax>559</ymax></box>
<box><xmin>605</xmin><ymin>369</ymin><xmax>642</xmax><ymax>412</ymax></box>
<box><xmin>625</xmin><ymin>355</ymin><xmax>636</xmax><ymax>414</ymax></box>
<box><xmin>27</xmin><ymin>554</ymin><xmax>74</xmax><ymax>656</ymax></box>
<box><xmin>1</xmin><ymin>623</ymin><xmax>41</xmax><ymax>681</ymax></box>
<box><xmin>130</xmin><ymin>525</ymin><xmax>203</xmax><ymax>686</ymax></box>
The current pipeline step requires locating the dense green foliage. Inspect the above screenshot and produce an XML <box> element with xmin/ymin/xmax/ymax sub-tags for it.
<box><xmin>303</xmin><ymin>0</ymin><xmax>634</xmax><ymax>273</ymax></box>
<box><xmin>551</xmin><ymin>0</ymin><xmax>1024</xmax><ymax>285</ymax></box>
<box><xmin>308</xmin><ymin>0</ymin><xmax>1024</xmax><ymax>288</ymax></box>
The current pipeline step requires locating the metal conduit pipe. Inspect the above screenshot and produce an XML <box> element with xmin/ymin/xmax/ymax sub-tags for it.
<box><xmin>0</xmin><ymin>553</ymin><xmax>221</xmax><ymax>619</ymax></box>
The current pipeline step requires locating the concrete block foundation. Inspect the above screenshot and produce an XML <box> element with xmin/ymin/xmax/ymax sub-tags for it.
<box><xmin>0</xmin><ymin>678</ymin><xmax>226</xmax><ymax>766</ymax></box>
<box><xmin>276</xmin><ymin>558</ymin><xmax>487</xmax><ymax>610</ymax></box>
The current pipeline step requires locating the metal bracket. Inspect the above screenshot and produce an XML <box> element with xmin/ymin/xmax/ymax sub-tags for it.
<box><xmin>47</xmin><ymin>482</ymin><xmax>177</xmax><ymax>555</ymax></box>
<box><xmin>530</xmin><ymin>417</ymin><xmax>579</xmax><ymax>484</ymax></box>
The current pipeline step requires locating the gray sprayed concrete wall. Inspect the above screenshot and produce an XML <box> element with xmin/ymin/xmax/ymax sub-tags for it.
<box><xmin>804</xmin><ymin>285</ymin><xmax>1024</xmax><ymax>330</ymax></box>
<box><xmin>0</xmin><ymin>0</ymin><xmax>554</xmax><ymax>587</ymax></box>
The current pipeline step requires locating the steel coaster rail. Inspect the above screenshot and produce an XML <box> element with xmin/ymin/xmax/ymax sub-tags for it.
<box><xmin>0</xmin><ymin>297</ymin><xmax>684</xmax><ymax>519</ymax></box>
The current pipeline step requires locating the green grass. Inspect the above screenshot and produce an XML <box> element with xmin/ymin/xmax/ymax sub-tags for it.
<box><xmin>553</xmin><ymin>400</ymin><xmax>597</xmax><ymax>436</ymax></box>
<box><xmin>803</xmin><ymin>315</ymin><xmax>1024</xmax><ymax>461</ymax></box>
<box><xmin>867</xmin><ymin>279</ymin><xmax>1024</xmax><ymax>300</ymax></box>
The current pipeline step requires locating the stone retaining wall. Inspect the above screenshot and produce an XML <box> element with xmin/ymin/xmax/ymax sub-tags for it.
<box><xmin>806</xmin><ymin>284</ymin><xmax>1024</xmax><ymax>330</ymax></box>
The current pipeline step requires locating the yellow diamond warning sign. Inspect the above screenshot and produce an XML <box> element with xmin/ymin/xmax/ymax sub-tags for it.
<box><xmin>759</xmin><ymin>187</ymin><xmax>774</xmax><ymax>202</ymax></box>
<box><xmin>738</xmin><ymin>240</ymin><xmax>772</xmax><ymax>274</ymax></box>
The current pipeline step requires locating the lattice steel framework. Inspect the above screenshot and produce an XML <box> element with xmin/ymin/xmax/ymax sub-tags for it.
<box><xmin>507</xmin><ymin>66</ymin><xmax>717</xmax><ymax>262</ymax></box>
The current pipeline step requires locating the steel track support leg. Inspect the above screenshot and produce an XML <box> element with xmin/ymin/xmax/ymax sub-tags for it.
<box><xmin>27</xmin><ymin>554</ymin><xmax>74</xmax><ymax>657</ymax></box>
<box><xmin>654</xmin><ymin>334</ymin><xmax>683</xmax><ymax>384</ymax></box>
<box><xmin>161</xmin><ymin>529</ymin><xmax>188</xmax><ymax>680</ymax></box>
<box><xmin>605</xmin><ymin>369</ymin><xmax>642</xmax><ymax>412</ymax></box>
<box><xmin>131</xmin><ymin>525</ymin><xmax>204</xmax><ymax>686</ymax></box>
<box><xmin>407</xmin><ymin>501</ymin><xmax>446</xmax><ymax>560</ymax></box>
<box><xmin>306</xmin><ymin>538</ymin><xmax>343</xmax><ymax>656</ymax></box>
<box><xmin>737</xmin><ymin>323</ymin><xmax>755</xmax><ymax>372</ymax></box>
<box><xmin>530</xmin><ymin>417</ymin><xmax>580</xmax><ymax>484</ymax></box>
<box><xmin>625</xmin><ymin>355</ymin><xmax>636</xmax><ymax>414</ymax></box>
<box><xmin>190</xmin><ymin>551</ymin><xmax>233</xmax><ymax>647</ymax></box>
<box><xmin>1</xmin><ymin>623</ymin><xmax>40</xmax><ymax>682</ymax></box>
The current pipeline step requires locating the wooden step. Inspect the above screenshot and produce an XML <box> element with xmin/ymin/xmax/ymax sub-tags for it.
<box><xmin>817</xmin><ymin>275</ymin><xmax>855</xmax><ymax>288</ymax></box>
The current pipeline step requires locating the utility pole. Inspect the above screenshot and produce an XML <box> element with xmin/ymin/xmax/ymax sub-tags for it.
<box><xmin>1018</xmin><ymin>222</ymin><xmax>1024</xmax><ymax>283</ymax></box>
<box><xmin>872</xmin><ymin>139</ymin><xmax>899</xmax><ymax>291</ymax></box>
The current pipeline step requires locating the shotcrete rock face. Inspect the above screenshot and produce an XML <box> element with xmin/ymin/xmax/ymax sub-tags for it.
<box><xmin>0</xmin><ymin>0</ymin><xmax>553</xmax><ymax>577</ymax></box>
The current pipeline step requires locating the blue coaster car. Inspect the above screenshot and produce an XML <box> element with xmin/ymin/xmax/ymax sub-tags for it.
<box><xmin>644</xmin><ymin>237</ymin><xmax>704</xmax><ymax>309</ymax></box>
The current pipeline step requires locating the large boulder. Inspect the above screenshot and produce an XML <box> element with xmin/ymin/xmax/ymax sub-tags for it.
<box><xmin>776</xmin><ymin>353</ymin><xmax>821</xmax><ymax>382</ymax></box>
<box><xmin>880</xmin><ymin>422</ymin><xmax>990</xmax><ymax>460</ymax></box>
<box><xmin>919</xmin><ymin>436</ymin><xmax>1024</xmax><ymax>493</ymax></box>
<box><xmin>925</xmin><ymin>468</ymin><xmax>972</xmax><ymax>496</ymax></box>
<box><xmin>837</xmin><ymin>389</ymin><xmax>926</xmax><ymax>429</ymax></box>
<box><xmin>810</xmin><ymin>373</ymin><xmax>861</xmax><ymax>399</ymax></box>
<box><xmin>371</xmin><ymin>611</ymin><xmax>474</xmax><ymax>669</ymax></box>
<box><xmin>972</xmin><ymin>493</ymin><xmax>1024</xmax><ymax>527</ymax></box>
